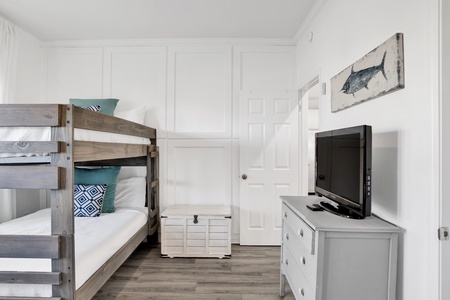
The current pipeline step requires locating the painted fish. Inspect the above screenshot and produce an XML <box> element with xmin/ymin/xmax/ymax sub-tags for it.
<box><xmin>341</xmin><ymin>51</ymin><xmax>387</xmax><ymax>96</ymax></box>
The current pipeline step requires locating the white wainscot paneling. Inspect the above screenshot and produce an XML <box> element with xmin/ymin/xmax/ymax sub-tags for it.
<box><xmin>235</xmin><ymin>46</ymin><xmax>296</xmax><ymax>91</ymax></box>
<box><xmin>156</xmin><ymin>138</ymin><xmax>167</xmax><ymax>213</ymax></box>
<box><xmin>232</xmin><ymin>139</ymin><xmax>240</xmax><ymax>243</ymax></box>
<box><xmin>103</xmin><ymin>47</ymin><xmax>167</xmax><ymax>135</ymax></box>
<box><xmin>43</xmin><ymin>48</ymin><xmax>103</xmax><ymax>103</ymax></box>
<box><xmin>168</xmin><ymin>45</ymin><xmax>232</xmax><ymax>138</ymax></box>
<box><xmin>167</xmin><ymin>140</ymin><xmax>232</xmax><ymax>207</ymax></box>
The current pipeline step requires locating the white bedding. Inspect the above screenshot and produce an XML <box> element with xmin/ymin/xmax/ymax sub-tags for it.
<box><xmin>0</xmin><ymin>127</ymin><xmax>151</xmax><ymax>158</ymax></box>
<box><xmin>0</xmin><ymin>207</ymin><xmax>148</xmax><ymax>297</ymax></box>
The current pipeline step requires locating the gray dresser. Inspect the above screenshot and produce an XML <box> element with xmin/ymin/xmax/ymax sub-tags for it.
<box><xmin>280</xmin><ymin>196</ymin><xmax>400</xmax><ymax>300</ymax></box>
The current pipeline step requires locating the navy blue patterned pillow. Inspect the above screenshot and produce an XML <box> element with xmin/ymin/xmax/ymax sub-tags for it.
<box><xmin>74</xmin><ymin>184</ymin><xmax>108</xmax><ymax>217</ymax></box>
<box><xmin>81</xmin><ymin>105</ymin><xmax>101</xmax><ymax>112</ymax></box>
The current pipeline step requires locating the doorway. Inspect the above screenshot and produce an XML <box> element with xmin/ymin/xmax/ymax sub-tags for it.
<box><xmin>299</xmin><ymin>78</ymin><xmax>321</xmax><ymax>196</ymax></box>
<box><xmin>239</xmin><ymin>90</ymin><xmax>298</xmax><ymax>245</ymax></box>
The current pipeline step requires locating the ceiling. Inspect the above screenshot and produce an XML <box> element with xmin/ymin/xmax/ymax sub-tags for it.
<box><xmin>0</xmin><ymin>0</ymin><xmax>316</xmax><ymax>41</ymax></box>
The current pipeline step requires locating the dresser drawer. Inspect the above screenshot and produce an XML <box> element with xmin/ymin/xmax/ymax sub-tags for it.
<box><xmin>282</xmin><ymin>245</ymin><xmax>314</xmax><ymax>300</ymax></box>
<box><xmin>283</xmin><ymin>204</ymin><xmax>315</xmax><ymax>254</ymax></box>
<box><xmin>283</xmin><ymin>221</ymin><xmax>316</xmax><ymax>286</ymax></box>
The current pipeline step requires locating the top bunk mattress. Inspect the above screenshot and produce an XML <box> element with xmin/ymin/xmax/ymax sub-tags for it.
<box><xmin>0</xmin><ymin>127</ymin><xmax>151</xmax><ymax>158</ymax></box>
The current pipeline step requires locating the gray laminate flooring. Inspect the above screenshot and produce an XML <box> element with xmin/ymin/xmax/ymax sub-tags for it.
<box><xmin>93</xmin><ymin>244</ymin><xmax>295</xmax><ymax>300</ymax></box>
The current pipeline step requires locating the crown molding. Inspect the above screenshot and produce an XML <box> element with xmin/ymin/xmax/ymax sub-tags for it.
<box><xmin>42</xmin><ymin>38</ymin><xmax>297</xmax><ymax>48</ymax></box>
<box><xmin>294</xmin><ymin>0</ymin><xmax>329</xmax><ymax>43</ymax></box>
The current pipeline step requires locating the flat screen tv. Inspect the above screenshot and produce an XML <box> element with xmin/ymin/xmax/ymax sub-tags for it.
<box><xmin>315</xmin><ymin>125</ymin><xmax>372</xmax><ymax>219</ymax></box>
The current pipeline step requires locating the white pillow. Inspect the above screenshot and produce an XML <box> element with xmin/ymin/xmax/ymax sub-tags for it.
<box><xmin>115</xmin><ymin>177</ymin><xmax>146</xmax><ymax>208</ymax></box>
<box><xmin>115</xmin><ymin>106</ymin><xmax>146</xmax><ymax>124</ymax></box>
<box><xmin>118</xmin><ymin>166</ymin><xmax>146</xmax><ymax>180</ymax></box>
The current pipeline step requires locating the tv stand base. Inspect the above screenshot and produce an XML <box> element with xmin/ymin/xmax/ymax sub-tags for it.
<box><xmin>319</xmin><ymin>201</ymin><xmax>364</xmax><ymax>219</ymax></box>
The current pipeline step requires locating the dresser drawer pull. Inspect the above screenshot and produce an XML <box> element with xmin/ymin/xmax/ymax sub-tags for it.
<box><xmin>285</xmin><ymin>259</ymin><xmax>289</xmax><ymax>265</ymax></box>
<box><xmin>301</xmin><ymin>256</ymin><xmax>306</xmax><ymax>265</ymax></box>
<box><xmin>285</xmin><ymin>233</ymin><xmax>289</xmax><ymax>240</ymax></box>
<box><xmin>300</xmin><ymin>288</ymin><xmax>305</xmax><ymax>296</ymax></box>
<box><xmin>299</xmin><ymin>229</ymin><xmax>304</xmax><ymax>237</ymax></box>
<box><xmin>284</xmin><ymin>211</ymin><xmax>288</xmax><ymax>218</ymax></box>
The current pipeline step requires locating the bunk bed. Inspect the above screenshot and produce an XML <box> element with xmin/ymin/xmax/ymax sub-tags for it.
<box><xmin>0</xmin><ymin>104</ymin><xmax>159</xmax><ymax>299</ymax></box>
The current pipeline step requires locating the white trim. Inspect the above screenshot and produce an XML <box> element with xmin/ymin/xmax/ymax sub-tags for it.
<box><xmin>429</xmin><ymin>1</ymin><xmax>441</xmax><ymax>300</ymax></box>
<box><xmin>297</xmin><ymin>72</ymin><xmax>322</xmax><ymax>197</ymax></box>
<box><xmin>294</xmin><ymin>0</ymin><xmax>329</xmax><ymax>43</ymax></box>
<box><xmin>42</xmin><ymin>38</ymin><xmax>297</xmax><ymax>48</ymax></box>
<box><xmin>296</xmin><ymin>67</ymin><xmax>323</xmax><ymax>91</ymax></box>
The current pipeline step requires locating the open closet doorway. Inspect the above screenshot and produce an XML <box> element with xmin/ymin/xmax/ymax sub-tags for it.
<box><xmin>299</xmin><ymin>78</ymin><xmax>321</xmax><ymax>196</ymax></box>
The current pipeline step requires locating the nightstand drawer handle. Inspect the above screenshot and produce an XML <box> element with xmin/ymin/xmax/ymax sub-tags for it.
<box><xmin>300</xmin><ymin>288</ymin><xmax>305</xmax><ymax>296</ymax></box>
<box><xmin>284</xmin><ymin>211</ymin><xmax>288</xmax><ymax>218</ymax></box>
<box><xmin>285</xmin><ymin>259</ymin><xmax>288</xmax><ymax>265</ymax></box>
<box><xmin>302</xmin><ymin>256</ymin><xmax>306</xmax><ymax>265</ymax></box>
<box><xmin>299</xmin><ymin>229</ymin><xmax>304</xmax><ymax>237</ymax></box>
<box><xmin>285</xmin><ymin>233</ymin><xmax>289</xmax><ymax>240</ymax></box>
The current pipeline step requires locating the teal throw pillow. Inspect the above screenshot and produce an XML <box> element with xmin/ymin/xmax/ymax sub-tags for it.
<box><xmin>69</xmin><ymin>98</ymin><xmax>119</xmax><ymax>116</ymax></box>
<box><xmin>74</xmin><ymin>166</ymin><xmax>121</xmax><ymax>213</ymax></box>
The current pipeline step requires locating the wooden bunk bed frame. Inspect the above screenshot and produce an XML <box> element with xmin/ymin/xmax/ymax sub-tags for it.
<box><xmin>0</xmin><ymin>104</ymin><xmax>159</xmax><ymax>300</ymax></box>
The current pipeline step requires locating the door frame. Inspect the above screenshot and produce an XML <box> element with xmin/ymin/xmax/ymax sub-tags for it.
<box><xmin>298</xmin><ymin>75</ymin><xmax>322</xmax><ymax>196</ymax></box>
<box><xmin>439</xmin><ymin>0</ymin><xmax>449</xmax><ymax>299</ymax></box>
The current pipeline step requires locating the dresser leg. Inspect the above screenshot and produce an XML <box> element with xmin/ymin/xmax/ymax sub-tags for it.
<box><xmin>280</xmin><ymin>272</ymin><xmax>286</xmax><ymax>297</ymax></box>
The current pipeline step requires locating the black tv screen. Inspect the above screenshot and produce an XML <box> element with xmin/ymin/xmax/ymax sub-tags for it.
<box><xmin>315</xmin><ymin>125</ymin><xmax>372</xmax><ymax>219</ymax></box>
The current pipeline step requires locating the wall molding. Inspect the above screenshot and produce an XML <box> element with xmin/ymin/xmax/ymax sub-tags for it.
<box><xmin>294</xmin><ymin>0</ymin><xmax>329</xmax><ymax>43</ymax></box>
<box><xmin>42</xmin><ymin>38</ymin><xmax>297</xmax><ymax>48</ymax></box>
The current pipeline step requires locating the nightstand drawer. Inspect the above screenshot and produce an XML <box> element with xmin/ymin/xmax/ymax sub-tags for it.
<box><xmin>283</xmin><ymin>204</ymin><xmax>315</xmax><ymax>254</ymax></box>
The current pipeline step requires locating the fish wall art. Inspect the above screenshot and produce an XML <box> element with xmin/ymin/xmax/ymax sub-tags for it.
<box><xmin>330</xmin><ymin>33</ymin><xmax>404</xmax><ymax>112</ymax></box>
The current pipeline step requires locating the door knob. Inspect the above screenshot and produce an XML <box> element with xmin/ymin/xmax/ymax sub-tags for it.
<box><xmin>242</xmin><ymin>174</ymin><xmax>248</xmax><ymax>180</ymax></box>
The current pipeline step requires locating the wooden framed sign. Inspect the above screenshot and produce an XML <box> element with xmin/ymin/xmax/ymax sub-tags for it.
<box><xmin>330</xmin><ymin>33</ymin><xmax>405</xmax><ymax>112</ymax></box>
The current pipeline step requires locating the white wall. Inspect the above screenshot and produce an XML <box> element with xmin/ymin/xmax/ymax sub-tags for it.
<box><xmin>36</xmin><ymin>40</ymin><xmax>296</xmax><ymax>243</ymax></box>
<box><xmin>12</xmin><ymin>27</ymin><xmax>47</xmax><ymax>218</ymax></box>
<box><xmin>14</xmin><ymin>28</ymin><xmax>42</xmax><ymax>104</ymax></box>
<box><xmin>296</xmin><ymin>0</ymin><xmax>438</xmax><ymax>299</ymax></box>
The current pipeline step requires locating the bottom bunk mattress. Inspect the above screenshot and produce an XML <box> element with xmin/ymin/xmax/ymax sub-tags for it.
<box><xmin>0</xmin><ymin>207</ymin><xmax>148</xmax><ymax>297</ymax></box>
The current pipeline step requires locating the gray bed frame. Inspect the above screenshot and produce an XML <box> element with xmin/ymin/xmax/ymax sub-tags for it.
<box><xmin>0</xmin><ymin>104</ymin><xmax>159</xmax><ymax>299</ymax></box>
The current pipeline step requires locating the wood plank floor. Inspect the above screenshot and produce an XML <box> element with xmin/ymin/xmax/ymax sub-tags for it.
<box><xmin>93</xmin><ymin>244</ymin><xmax>296</xmax><ymax>300</ymax></box>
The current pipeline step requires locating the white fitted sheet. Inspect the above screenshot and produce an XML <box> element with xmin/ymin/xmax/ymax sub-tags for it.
<box><xmin>0</xmin><ymin>207</ymin><xmax>148</xmax><ymax>297</ymax></box>
<box><xmin>0</xmin><ymin>127</ymin><xmax>151</xmax><ymax>158</ymax></box>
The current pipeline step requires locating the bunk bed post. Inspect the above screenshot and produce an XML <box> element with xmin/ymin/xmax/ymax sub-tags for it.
<box><xmin>50</xmin><ymin>104</ymin><xmax>76</xmax><ymax>299</ymax></box>
<box><xmin>147</xmin><ymin>136</ymin><xmax>159</xmax><ymax>244</ymax></box>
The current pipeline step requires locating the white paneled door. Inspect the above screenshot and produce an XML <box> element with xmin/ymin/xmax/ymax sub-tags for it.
<box><xmin>240</xmin><ymin>90</ymin><xmax>298</xmax><ymax>245</ymax></box>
